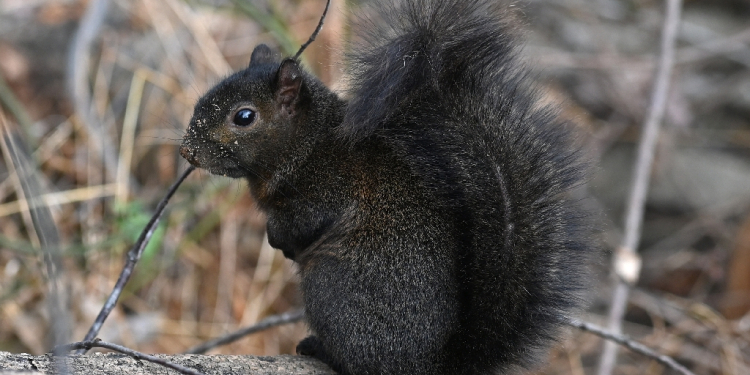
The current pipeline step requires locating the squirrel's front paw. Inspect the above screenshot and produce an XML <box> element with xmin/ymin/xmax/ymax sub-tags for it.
<box><xmin>297</xmin><ymin>336</ymin><xmax>344</xmax><ymax>373</ymax></box>
<box><xmin>296</xmin><ymin>335</ymin><xmax>324</xmax><ymax>356</ymax></box>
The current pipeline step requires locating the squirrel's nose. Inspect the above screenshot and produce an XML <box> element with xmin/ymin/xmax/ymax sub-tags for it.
<box><xmin>179</xmin><ymin>144</ymin><xmax>200</xmax><ymax>167</ymax></box>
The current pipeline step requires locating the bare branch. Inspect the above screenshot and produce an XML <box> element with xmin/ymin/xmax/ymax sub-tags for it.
<box><xmin>598</xmin><ymin>0</ymin><xmax>685</xmax><ymax>374</ymax></box>
<box><xmin>77</xmin><ymin>166</ymin><xmax>195</xmax><ymax>353</ymax></box>
<box><xmin>54</xmin><ymin>340</ymin><xmax>206</xmax><ymax>375</ymax></box>
<box><xmin>569</xmin><ymin>319</ymin><xmax>696</xmax><ymax>375</ymax></box>
<box><xmin>185</xmin><ymin>309</ymin><xmax>305</xmax><ymax>354</ymax></box>
<box><xmin>294</xmin><ymin>0</ymin><xmax>332</xmax><ymax>59</ymax></box>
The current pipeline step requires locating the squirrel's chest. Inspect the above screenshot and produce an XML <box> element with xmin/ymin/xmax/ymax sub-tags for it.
<box><xmin>265</xmin><ymin>200</ymin><xmax>341</xmax><ymax>261</ymax></box>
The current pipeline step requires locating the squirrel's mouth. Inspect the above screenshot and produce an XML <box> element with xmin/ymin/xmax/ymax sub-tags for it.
<box><xmin>197</xmin><ymin>161</ymin><xmax>248</xmax><ymax>179</ymax></box>
<box><xmin>210</xmin><ymin>164</ymin><xmax>247</xmax><ymax>178</ymax></box>
<box><xmin>179</xmin><ymin>143</ymin><xmax>247</xmax><ymax>179</ymax></box>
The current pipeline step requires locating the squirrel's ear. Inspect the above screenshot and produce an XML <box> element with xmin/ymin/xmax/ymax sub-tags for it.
<box><xmin>275</xmin><ymin>59</ymin><xmax>303</xmax><ymax>113</ymax></box>
<box><xmin>249</xmin><ymin>44</ymin><xmax>278</xmax><ymax>67</ymax></box>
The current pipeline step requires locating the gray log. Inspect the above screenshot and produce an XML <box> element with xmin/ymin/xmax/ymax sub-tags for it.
<box><xmin>0</xmin><ymin>351</ymin><xmax>336</xmax><ymax>375</ymax></box>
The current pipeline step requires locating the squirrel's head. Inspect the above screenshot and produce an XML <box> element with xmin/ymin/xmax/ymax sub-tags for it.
<box><xmin>180</xmin><ymin>44</ymin><xmax>339</xmax><ymax>182</ymax></box>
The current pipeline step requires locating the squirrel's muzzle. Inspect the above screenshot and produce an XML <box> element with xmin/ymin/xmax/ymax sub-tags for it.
<box><xmin>179</xmin><ymin>144</ymin><xmax>201</xmax><ymax>167</ymax></box>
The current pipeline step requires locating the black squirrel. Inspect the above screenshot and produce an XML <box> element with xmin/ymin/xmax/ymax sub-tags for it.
<box><xmin>179</xmin><ymin>0</ymin><xmax>593</xmax><ymax>373</ymax></box>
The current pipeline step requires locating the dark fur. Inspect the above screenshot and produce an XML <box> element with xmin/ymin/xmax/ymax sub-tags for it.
<box><xmin>180</xmin><ymin>0</ymin><xmax>593</xmax><ymax>374</ymax></box>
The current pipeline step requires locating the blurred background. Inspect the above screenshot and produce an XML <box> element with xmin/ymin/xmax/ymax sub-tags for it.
<box><xmin>0</xmin><ymin>0</ymin><xmax>749</xmax><ymax>374</ymax></box>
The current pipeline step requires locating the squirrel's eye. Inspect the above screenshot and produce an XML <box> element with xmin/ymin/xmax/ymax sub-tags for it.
<box><xmin>232</xmin><ymin>108</ymin><xmax>256</xmax><ymax>127</ymax></box>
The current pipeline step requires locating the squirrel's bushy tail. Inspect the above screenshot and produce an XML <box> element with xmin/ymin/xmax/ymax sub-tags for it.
<box><xmin>341</xmin><ymin>0</ymin><xmax>520</xmax><ymax>140</ymax></box>
<box><xmin>341</xmin><ymin>0</ymin><xmax>592</xmax><ymax>373</ymax></box>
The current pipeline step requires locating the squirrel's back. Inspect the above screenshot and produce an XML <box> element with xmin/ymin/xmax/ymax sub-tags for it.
<box><xmin>342</xmin><ymin>0</ymin><xmax>591</xmax><ymax>372</ymax></box>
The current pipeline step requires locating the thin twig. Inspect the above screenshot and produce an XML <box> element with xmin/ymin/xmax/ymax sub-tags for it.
<box><xmin>597</xmin><ymin>1</ymin><xmax>684</xmax><ymax>374</ymax></box>
<box><xmin>184</xmin><ymin>309</ymin><xmax>305</xmax><ymax>354</ymax></box>
<box><xmin>77</xmin><ymin>166</ymin><xmax>196</xmax><ymax>354</ymax></box>
<box><xmin>568</xmin><ymin>319</ymin><xmax>696</xmax><ymax>375</ymax></box>
<box><xmin>54</xmin><ymin>340</ymin><xmax>206</xmax><ymax>375</ymax></box>
<box><xmin>294</xmin><ymin>0</ymin><xmax>332</xmax><ymax>59</ymax></box>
